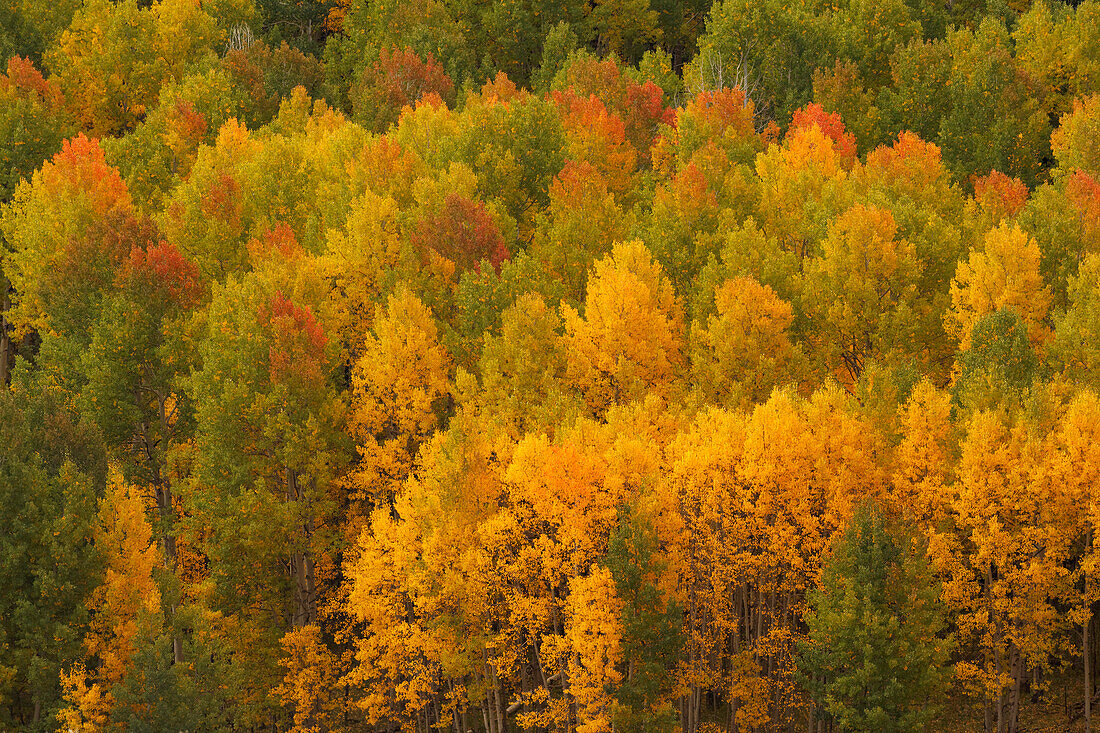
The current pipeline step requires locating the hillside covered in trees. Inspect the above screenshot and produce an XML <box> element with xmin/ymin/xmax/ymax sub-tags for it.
<box><xmin>3</xmin><ymin>0</ymin><xmax>1100</xmax><ymax>730</ymax></box>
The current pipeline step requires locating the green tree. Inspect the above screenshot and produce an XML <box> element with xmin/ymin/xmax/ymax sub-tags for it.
<box><xmin>935</xmin><ymin>19</ymin><xmax>1051</xmax><ymax>187</ymax></box>
<box><xmin>0</xmin><ymin>383</ymin><xmax>103</xmax><ymax>731</ymax></box>
<box><xmin>106</xmin><ymin>609</ymin><xmax>243</xmax><ymax>733</ymax></box>
<box><xmin>79</xmin><ymin>241</ymin><xmax>204</xmax><ymax>659</ymax></box>
<box><xmin>798</xmin><ymin>505</ymin><xmax>950</xmax><ymax>733</ymax></box>
<box><xmin>188</xmin><ymin>269</ymin><xmax>346</xmax><ymax>624</ymax></box>
<box><xmin>952</xmin><ymin>309</ymin><xmax>1039</xmax><ymax>413</ymax></box>
<box><xmin>605</xmin><ymin>503</ymin><xmax>683</xmax><ymax>733</ymax></box>
<box><xmin>1053</xmin><ymin>255</ymin><xmax>1100</xmax><ymax>388</ymax></box>
<box><xmin>185</xmin><ymin>266</ymin><xmax>348</xmax><ymax>720</ymax></box>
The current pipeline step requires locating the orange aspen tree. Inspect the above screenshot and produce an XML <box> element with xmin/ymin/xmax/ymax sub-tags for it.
<box><xmin>58</xmin><ymin>468</ymin><xmax>161</xmax><ymax>730</ymax></box>
<box><xmin>930</xmin><ymin>408</ymin><xmax>1058</xmax><ymax>733</ymax></box>
<box><xmin>1046</xmin><ymin>391</ymin><xmax>1100</xmax><ymax>733</ymax></box>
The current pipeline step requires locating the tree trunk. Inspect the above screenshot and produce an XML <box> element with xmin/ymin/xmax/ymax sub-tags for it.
<box><xmin>995</xmin><ymin>632</ymin><xmax>1004</xmax><ymax>733</ymax></box>
<box><xmin>291</xmin><ymin>547</ymin><xmax>317</xmax><ymax>626</ymax></box>
<box><xmin>494</xmin><ymin>671</ymin><xmax>506</xmax><ymax>733</ymax></box>
<box><xmin>152</xmin><ymin>455</ymin><xmax>183</xmax><ymax>665</ymax></box>
<box><xmin>1008</xmin><ymin>649</ymin><xmax>1022</xmax><ymax>733</ymax></box>
<box><xmin>983</xmin><ymin>561</ymin><xmax>997</xmax><ymax>733</ymax></box>
<box><xmin>0</xmin><ymin>278</ymin><xmax>10</xmax><ymax>388</ymax></box>
<box><xmin>287</xmin><ymin>471</ymin><xmax>317</xmax><ymax>627</ymax></box>
<box><xmin>1088</xmin><ymin>530</ymin><xmax>1093</xmax><ymax>733</ymax></box>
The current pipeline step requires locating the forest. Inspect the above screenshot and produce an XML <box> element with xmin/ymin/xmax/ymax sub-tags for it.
<box><xmin>2</xmin><ymin>0</ymin><xmax>1100</xmax><ymax>730</ymax></box>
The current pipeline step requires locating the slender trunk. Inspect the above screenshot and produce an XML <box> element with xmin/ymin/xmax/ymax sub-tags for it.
<box><xmin>1008</xmin><ymin>649</ymin><xmax>1022</xmax><ymax>733</ymax></box>
<box><xmin>155</xmin><ymin>472</ymin><xmax>184</xmax><ymax>664</ymax></box>
<box><xmin>985</xmin><ymin>562</ymin><xmax>994</xmax><ymax>733</ymax></box>
<box><xmin>1088</xmin><ymin>529</ymin><xmax>1093</xmax><ymax>733</ymax></box>
<box><xmin>434</xmin><ymin>690</ymin><xmax>442</xmax><ymax>733</ymax></box>
<box><xmin>494</xmin><ymin>671</ymin><xmax>505</xmax><ymax>733</ymax></box>
<box><xmin>147</xmin><ymin>391</ymin><xmax>184</xmax><ymax>665</ymax></box>
<box><xmin>692</xmin><ymin>685</ymin><xmax>701</xmax><ymax>733</ymax></box>
<box><xmin>996</xmin><ymin>640</ymin><xmax>1004</xmax><ymax>733</ymax></box>
<box><xmin>451</xmin><ymin>680</ymin><xmax>462</xmax><ymax>733</ymax></box>
<box><xmin>292</xmin><ymin>541</ymin><xmax>317</xmax><ymax>625</ymax></box>
<box><xmin>730</xmin><ymin>624</ymin><xmax>741</xmax><ymax>733</ymax></box>
<box><xmin>767</xmin><ymin>587</ymin><xmax>777</xmax><ymax>725</ymax></box>
<box><xmin>0</xmin><ymin>278</ymin><xmax>10</xmax><ymax>388</ymax></box>
<box><xmin>994</xmin><ymin>628</ymin><xmax>1004</xmax><ymax>733</ymax></box>
<box><xmin>305</xmin><ymin>551</ymin><xmax>316</xmax><ymax>619</ymax></box>
<box><xmin>287</xmin><ymin>471</ymin><xmax>317</xmax><ymax>627</ymax></box>
<box><xmin>752</xmin><ymin>585</ymin><xmax>761</xmax><ymax>647</ymax></box>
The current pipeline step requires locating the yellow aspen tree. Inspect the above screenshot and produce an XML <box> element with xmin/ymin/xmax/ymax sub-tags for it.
<box><xmin>505</xmin><ymin>430</ymin><xmax>614</xmax><ymax>588</ymax></box>
<box><xmin>754</xmin><ymin>123</ymin><xmax>850</xmax><ymax>265</ymax></box>
<box><xmin>946</xmin><ymin>222</ymin><xmax>1052</xmax><ymax>350</ymax></box>
<box><xmin>276</xmin><ymin>624</ymin><xmax>351</xmax><ymax>733</ymax></box>
<box><xmin>891</xmin><ymin>380</ymin><xmax>956</xmax><ymax>529</ymax></box>
<box><xmin>47</xmin><ymin>0</ymin><xmax>220</xmax><ymax>136</ymax></box>
<box><xmin>344</xmin><ymin>407</ymin><xmax>506</xmax><ymax>733</ymax></box>
<box><xmin>1051</xmin><ymin>95</ymin><xmax>1100</xmax><ymax>178</ymax></box>
<box><xmin>930</xmin><ymin>408</ymin><xmax>1058</xmax><ymax>733</ymax></box>
<box><xmin>861</xmin><ymin>132</ymin><xmax>960</xmax><ymax>216</ymax></box>
<box><xmin>666</xmin><ymin>387</ymin><xmax>885</xmax><ymax>729</ymax></box>
<box><xmin>566</xmin><ymin>566</ymin><xmax>623</xmax><ymax>733</ymax></box>
<box><xmin>476</xmin><ymin>401</ymin><xmax>672</xmax><ymax>733</ymax></box>
<box><xmin>1045</xmin><ymin>390</ymin><xmax>1100</xmax><ymax>732</ymax></box>
<box><xmin>690</xmin><ymin>276</ymin><xmax>801</xmax><ymax>409</ymax></box>
<box><xmin>799</xmin><ymin>203</ymin><xmax>921</xmax><ymax>385</ymax></box>
<box><xmin>562</xmin><ymin>240</ymin><xmax>685</xmax><ymax>416</ymax></box>
<box><xmin>667</xmin><ymin>407</ymin><xmax>771</xmax><ymax>733</ymax></box>
<box><xmin>475</xmin><ymin>293</ymin><xmax>582</xmax><ymax>440</ymax></box>
<box><xmin>84</xmin><ymin>468</ymin><xmax>162</xmax><ymax>685</ymax></box>
<box><xmin>1052</xmin><ymin>254</ymin><xmax>1100</xmax><ymax>388</ymax></box>
<box><xmin>346</xmin><ymin>286</ymin><xmax>452</xmax><ymax>511</ymax></box>
<box><xmin>57</xmin><ymin>665</ymin><xmax>112</xmax><ymax>733</ymax></box>
<box><xmin>320</xmin><ymin>189</ymin><xmax>405</xmax><ymax>356</ymax></box>
<box><xmin>342</xmin><ymin>504</ymin><xmax>440</xmax><ymax>732</ymax></box>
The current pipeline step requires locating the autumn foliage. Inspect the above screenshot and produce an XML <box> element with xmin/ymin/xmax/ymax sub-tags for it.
<box><xmin>5</xmin><ymin>3</ymin><xmax>1100</xmax><ymax>733</ymax></box>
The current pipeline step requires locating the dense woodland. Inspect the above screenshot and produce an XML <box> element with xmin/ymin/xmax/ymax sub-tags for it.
<box><xmin>3</xmin><ymin>0</ymin><xmax>1100</xmax><ymax>730</ymax></box>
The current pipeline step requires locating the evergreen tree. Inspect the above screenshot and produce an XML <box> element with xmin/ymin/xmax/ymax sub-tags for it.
<box><xmin>797</xmin><ymin>505</ymin><xmax>950</xmax><ymax>733</ymax></box>
<box><xmin>605</xmin><ymin>503</ymin><xmax>683</xmax><ymax>733</ymax></box>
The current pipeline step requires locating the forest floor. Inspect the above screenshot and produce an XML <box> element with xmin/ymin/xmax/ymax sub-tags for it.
<box><xmin>932</xmin><ymin>672</ymin><xmax>1093</xmax><ymax>732</ymax></box>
